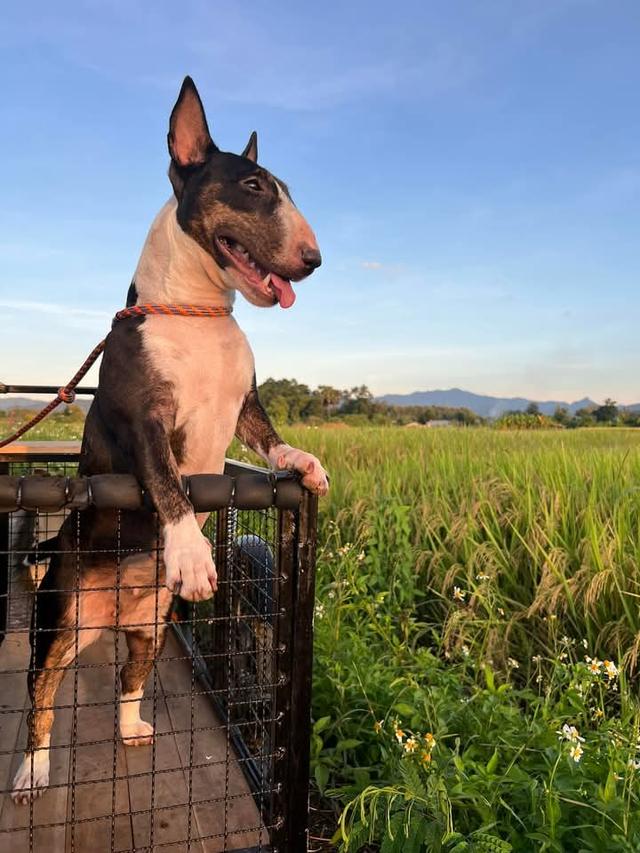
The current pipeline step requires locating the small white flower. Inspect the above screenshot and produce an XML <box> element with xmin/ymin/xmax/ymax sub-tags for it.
<box><xmin>557</xmin><ymin>724</ymin><xmax>585</xmax><ymax>744</ymax></box>
<box><xmin>404</xmin><ymin>737</ymin><xmax>418</xmax><ymax>753</ymax></box>
<box><xmin>569</xmin><ymin>744</ymin><xmax>584</xmax><ymax>763</ymax></box>
<box><xmin>461</xmin><ymin>645</ymin><xmax>470</xmax><ymax>657</ymax></box>
<box><xmin>453</xmin><ymin>586</ymin><xmax>466</xmax><ymax>602</ymax></box>
<box><xmin>507</xmin><ymin>657</ymin><xmax>520</xmax><ymax>669</ymax></box>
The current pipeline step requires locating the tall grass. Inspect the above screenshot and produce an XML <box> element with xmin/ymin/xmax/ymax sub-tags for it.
<box><xmin>275</xmin><ymin>426</ymin><xmax>640</xmax><ymax>850</ymax></box>
<box><xmin>283</xmin><ymin>427</ymin><xmax>640</xmax><ymax>671</ymax></box>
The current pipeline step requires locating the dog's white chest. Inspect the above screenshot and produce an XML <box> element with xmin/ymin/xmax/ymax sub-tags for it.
<box><xmin>141</xmin><ymin>315</ymin><xmax>254</xmax><ymax>475</ymax></box>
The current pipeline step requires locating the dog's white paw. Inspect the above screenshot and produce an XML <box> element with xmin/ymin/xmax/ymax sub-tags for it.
<box><xmin>164</xmin><ymin>515</ymin><xmax>217</xmax><ymax>602</ymax></box>
<box><xmin>270</xmin><ymin>444</ymin><xmax>329</xmax><ymax>496</ymax></box>
<box><xmin>12</xmin><ymin>750</ymin><xmax>50</xmax><ymax>805</ymax></box>
<box><xmin>120</xmin><ymin>689</ymin><xmax>154</xmax><ymax>745</ymax></box>
<box><xmin>121</xmin><ymin>719</ymin><xmax>154</xmax><ymax>746</ymax></box>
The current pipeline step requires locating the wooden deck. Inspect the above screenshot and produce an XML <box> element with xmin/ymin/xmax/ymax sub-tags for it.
<box><xmin>0</xmin><ymin>440</ymin><xmax>82</xmax><ymax>459</ymax></box>
<box><xmin>0</xmin><ymin>616</ymin><xmax>269</xmax><ymax>852</ymax></box>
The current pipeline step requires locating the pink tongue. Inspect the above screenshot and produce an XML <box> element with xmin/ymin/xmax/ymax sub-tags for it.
<box><xmin>269</xmin><ymin>274</ymin><xmax>296</xmax><ymax>309</ymax></box>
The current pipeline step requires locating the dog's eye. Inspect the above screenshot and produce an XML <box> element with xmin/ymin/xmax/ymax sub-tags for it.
<box><xmin>242</xmin><ymin>178</ymin><xmax>262</xmax><ymax>192</ymax></box>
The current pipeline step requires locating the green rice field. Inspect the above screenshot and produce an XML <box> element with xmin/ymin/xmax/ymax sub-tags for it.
<box><xmin>276</xmin><ymin>426</ymin><xmax>640</xmax><ymax>852</ymax></box>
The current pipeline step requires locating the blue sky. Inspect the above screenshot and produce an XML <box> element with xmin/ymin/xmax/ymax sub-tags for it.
<box><xmin>1</xmin><ymin>0</ymin><xmax>639</xmax><ymax>403</ymax></box>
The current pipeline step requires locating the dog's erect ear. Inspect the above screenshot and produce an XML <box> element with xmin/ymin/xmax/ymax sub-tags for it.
<box><xmin>168</xmin><ymin>77</ymin><xmax>216</xmax><ymax>167</ymax></box>
<box><xmin>241</xmin><ymin>131</ymin><xmax>258</xmax><ymax>163</ymax></box>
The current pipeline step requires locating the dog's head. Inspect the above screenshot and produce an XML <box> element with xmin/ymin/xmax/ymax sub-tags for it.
<box><xmin>167</xmin><ymin>77</ymin><xmax>321</xmax><ymax>309</ymax></box>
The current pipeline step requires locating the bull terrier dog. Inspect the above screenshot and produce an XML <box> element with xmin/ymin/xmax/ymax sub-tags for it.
<box><xmin>12</xmin><ymin>76</ymin><xmax>328</xmax><ymax>803</ymax></box>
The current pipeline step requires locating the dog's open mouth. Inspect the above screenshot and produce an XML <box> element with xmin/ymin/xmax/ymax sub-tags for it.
<box><xmin>216</xmin><ymin>236</ymin><xmax>296</xmax><ymax>308</ymax></box>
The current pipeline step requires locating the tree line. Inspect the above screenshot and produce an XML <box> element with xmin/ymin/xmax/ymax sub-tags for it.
<box><xmin>258</xmin><ymin>382</ymin><xmax>640</xmax><ymax>428</ymax></box>
<box><xmin>496</xmin><ymin>400</ymin><xmax>640</xmax><ymax>429</ymax></box>
<box><xmin>257</xmin><ymin>378</ymin><xmax>481</xmax><ymax>426</ymax></box>
<box><xmin>2</xmin><ymin>386</ymin><xmax>637</xmax><ymax>431</ymax></box>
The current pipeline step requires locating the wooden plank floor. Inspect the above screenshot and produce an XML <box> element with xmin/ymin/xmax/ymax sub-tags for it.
<box><xmin>0</xmin><ymin>615</ymin><xmax>270</xmax><ymax>852</ymax></box>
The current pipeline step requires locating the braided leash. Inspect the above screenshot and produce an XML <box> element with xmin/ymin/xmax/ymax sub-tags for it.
<box><xmin>0</xmin><ymin>303</ymin><xmax>233</xmax><ymax>448</ymax></box>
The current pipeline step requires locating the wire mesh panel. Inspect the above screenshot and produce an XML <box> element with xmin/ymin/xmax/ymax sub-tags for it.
<box><xmin>0</xmin><ymin>449</ymin><xmax>317</xmax><ymax>853</ymax></box>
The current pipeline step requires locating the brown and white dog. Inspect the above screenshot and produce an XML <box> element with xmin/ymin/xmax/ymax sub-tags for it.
<box><xmin>12</xmin><ymin>76</ymin><xmax>328</xmax><ymax>804</ymax></box>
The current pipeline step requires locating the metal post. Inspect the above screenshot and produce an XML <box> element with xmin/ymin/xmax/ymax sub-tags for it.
<box><xmin>286</xmin><ymin>491</ymin><xmax>318</xmax><ymax>852</ymax></box>
<box><xmin>0</xmin><ymin>460</ymin><xmax>8</xmax><ymax>643</ymax></box>
<box><xmin>271</xmin><ymin>506</ymin><xmax>296</xmax><ymax>851</ymax></box>
<box><xmin>213</xmin><ymin>506</ymin><xmax>231</xmax><ymax>696</ymax></box>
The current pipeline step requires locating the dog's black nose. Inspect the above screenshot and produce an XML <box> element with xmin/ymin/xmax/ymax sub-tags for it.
<box><xmin>301</xmin><ymin>246</ymin><xmax>322</xmax><ymax>270</ymax></box>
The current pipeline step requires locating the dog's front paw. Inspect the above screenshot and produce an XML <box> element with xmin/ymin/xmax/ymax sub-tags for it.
<box><xmin>12</xmin><ymin>750</ymin><xmax>50</xmax><ymax>805</ymax></box>
<box><xmin>163</xmin><ymin>514</ymin><xmax>217</xmax><ymax>602</ymax></box>
<box><xmin>121</xmin><ymin>719</ymin><xmax>154</xmax><ymax>747</ymax></box>
<box><xmin>270</xmin><ymin>444</ymin><xmax>329</xmax><ymax>496</ymax></box>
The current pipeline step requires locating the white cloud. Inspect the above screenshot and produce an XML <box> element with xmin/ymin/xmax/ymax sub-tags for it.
<box><xmin>0</xmin><ymin>300</ymin><xmax>111</xmax><ymax>320</ymax></box>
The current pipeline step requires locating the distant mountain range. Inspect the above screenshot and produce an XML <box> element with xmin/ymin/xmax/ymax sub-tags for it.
<box><xmin>2</xmin><ymin>390</ymin><xmax>639</xmax><ymax>420</ymax></box>
<box><xmin>379</xmin><ymin>388</ymin><xmax>640</xmax><ymax>418</ymax></box>
<box><xmin>0</xmin><ymin>396</ymin><xmax>93</xmax><ymax>412</ymax></box>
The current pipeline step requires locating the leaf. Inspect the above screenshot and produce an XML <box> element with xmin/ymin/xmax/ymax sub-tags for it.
<box><xmin>315</xmin><ymin>763</ymin><xmax>330</xmax><ymax>794</ymax></box>
<box><xmin>483</xmin><ymin>664</ymin><xmax>496</xmax><ymax>693</ymax></box>
<box><xmin>453</xmin><ymin>754</ymin><xmax>465</xmax><ymax>773</ymax></box>
<box><xmin>394</xmin><ymin>702</ymin><xmax>416</xmax><ymax>717</ymax></box>
<box><xmin>337</xmin><ymin>738</ymin><xmax>363</xmax><ymax>752</ymax></box>
<box><xmin>353</xmin><ymin>767</ymin><xmax>371</xmax><ymax>789</ymax></box>
<box><xmin>486</xmin><ymin>749</ymin><xmax>499</xmax><ymax>775</ymax></box>
<box><xmin>472</xmin><ymin>833</ymin><xmax>513</xmax><ymax>852</ymax></box>
<box><xmin>381</xmin><ymin>813</ymin><xmax>406</xmax><ymax>853</ymax></box>
<box><xmin>314</xmin><ymin>716</ymin><xmax>332</xmax><ymax>734</ymax></box>
<box><xmin>602</xmin><ymin>768</ymin><xmax>617</xmax><ymax>804</ymax></box>
<box><xmin>337</xmin><ymin>820</ymin><xmax>369</xmax><ymax>852</ymax></box>
<box><xmin>404</xmin><ymin>818</ymin><xmax>430</xmax><ymax>853</ymax></box>
<box><xmin>400</xmin><ymin>760</ymin><xmax>428</xmax><ymax>800</ymax></box>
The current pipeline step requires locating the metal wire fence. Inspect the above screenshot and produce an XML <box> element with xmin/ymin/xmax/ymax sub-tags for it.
<box><xmin>0</xmin><ymin>448</ymin><xmax>317</xmax><ymax>853</ymax></box>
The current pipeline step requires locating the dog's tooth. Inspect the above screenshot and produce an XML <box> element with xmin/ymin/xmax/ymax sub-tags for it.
<box><xmin>262</xmin><ymin>273</ymin><xmax>271</xmax><ymax>287</ymax></box>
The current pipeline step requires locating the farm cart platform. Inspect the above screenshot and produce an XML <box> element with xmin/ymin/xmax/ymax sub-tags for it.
<box><xmin>0</xmin><ymin>442</ymin><xmax>318</xmax><ymax>852</ymax></box>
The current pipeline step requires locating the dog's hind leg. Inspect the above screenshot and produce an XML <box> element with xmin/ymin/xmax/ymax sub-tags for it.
<box><xmin>12</xmin><ymin>620</ymin><xmax>102</xmax><ymax>804</ymax></box>
<box><xmin>119</xmin><ymin>624</ymin><xmax>168</xmax><ymax>746</ymax></box>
